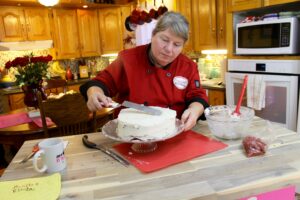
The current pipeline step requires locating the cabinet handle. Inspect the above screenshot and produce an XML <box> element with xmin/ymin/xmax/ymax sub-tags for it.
<box><xmin>219</xmin><ymin>27</ymin><xmax>223</xmax><ymax>36</ymax></box>
<box><xmin>26</xmin><ymin>23</ymin><xmax>30</xmax><ymax>33</ymax></box>
<box><xmin>22</xmin><ymin>24</ymin><xmax>26</xmax><ymax>34</ymax></box>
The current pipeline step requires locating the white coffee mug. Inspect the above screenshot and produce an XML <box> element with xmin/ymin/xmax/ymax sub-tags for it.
<box><xmin>33</xmin><ymin>138</ymin><xmax>67</xmax><ymax>173</ymax></box>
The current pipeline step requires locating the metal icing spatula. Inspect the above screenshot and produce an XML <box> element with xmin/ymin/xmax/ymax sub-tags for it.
<box><xmin>122</xmin><ymin>101</ymin><xmax>162</xmax><ymax>115</ymax></box>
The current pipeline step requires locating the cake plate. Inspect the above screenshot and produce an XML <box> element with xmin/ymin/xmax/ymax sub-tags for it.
<box><xmin>101</xmin><ymin>119</ymin><xmax>184</xmax><ymax>153</ymax></box>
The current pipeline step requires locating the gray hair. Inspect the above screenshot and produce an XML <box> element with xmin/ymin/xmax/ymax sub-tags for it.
<box><xmin>152</xmin><ymin>11</ymin><xmax>189</xmax><ymax>42</ymax></box>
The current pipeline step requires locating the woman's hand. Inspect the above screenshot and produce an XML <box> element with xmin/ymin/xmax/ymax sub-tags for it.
<box><xmin>181</xmin><ymin>102</ymin><xmax>204</xmax><ymax>131</ymax></box>
<box><xmin>86</xmin><ymin>86</ymin><xmax>112</xmax><ymax>112</ymax></box>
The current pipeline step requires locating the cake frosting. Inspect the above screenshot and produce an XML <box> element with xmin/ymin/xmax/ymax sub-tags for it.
<box><xmin>117</xmin><ymin>106</ymin><xmax>177</xmax><ymax>141</ymax></box>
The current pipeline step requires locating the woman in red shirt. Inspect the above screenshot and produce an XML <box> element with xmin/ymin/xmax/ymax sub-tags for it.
<box><xmin>80</xmin><ymin>11</ymin><xmax>209</xmax><ymax>131</ymax></box>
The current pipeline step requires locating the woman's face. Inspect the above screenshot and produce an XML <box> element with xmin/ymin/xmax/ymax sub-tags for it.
<box><xmin>151</xmin><ymin>28</ymin><xmax>185</xmax><ymax>67</ymax></box>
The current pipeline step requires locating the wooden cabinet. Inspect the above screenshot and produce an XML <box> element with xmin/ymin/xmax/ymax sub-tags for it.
<box><xmin>60</xmin><ymin>0</ymin><xmax>82</xmax><ymax>3</ymax></box>
<box><xmin>0</xmin><ymin>7</ymin><xmax>51</xmax><ymax>42</ymax></box>
<box><xmin>176</xmin><ymin>0</ymin><xmax>193</xmax><ymax>53</ymax></box>
<box><xmin>192</xmin><ymin>0</ymin><xmax>217</xmax><ymax>51</ymax></box>
<box><xmin>52</xmin><ymin>9</ymin><xmax>101</xmax><ymax>59</ymax></box>
<box><xmin>98</xmin><ymin>7</ymin><xmax>123</xmax><ymax>54</ymax></box>
<box><xmin>8</xmin><ymin>93</ymin><xmax>25</xmax><ymax>110</ymax></box>
<box><xmin>227</xmin><ymin>0</ymin><xmax>299</xmax><ymax>12</ymax></box>
<box><xmin>52</xmin><ymin>9</ymin><xmax>80</xmax><ymax>59</ymax></box>
<box><xmin>5</xmin><ymin>83</ymin><xmax>82</xmax><ymax>111</ymax></box>
<box><xmin>207</xmin><ymin>89</ymin><xmax>225</xmax><ymax>106</ymax></box>
<box><xmin>264</xmin><ymin>0</ymin><xmax>300</xmax><ymax>6</ymax></box>
<box><xmin>67</xmin><ymin>84</ymin><xmax>80</xmax><ymax>92</ymax></box>
<box><xmin>77</xmin><ymin>9</ymin><xmax>101</xmax><ymax>57</ymax></box>
<box><xmin>227</xmin><ymin>0</ymin><xmax>262</xmax><ymax>12</ymax></box>
<box><xmin>120</xmin><ymin>5</ymin><xmax>134</xmax><ymax>49</ymax></box>
<box><xmin>191</xmin><ymin>0</ymin><xmax>226</xmax><ymax>51</ymax></box>
<box><xmin>216</xmin><ymin>0</ymin><xmax>227</xmax><ymax>49</ymax></box>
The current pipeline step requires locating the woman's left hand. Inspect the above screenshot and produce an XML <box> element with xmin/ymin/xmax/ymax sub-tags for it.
<box><xmin>181</xmin><ymin>103</ymin><xmax>204</xmax><ymax>131</ymax></box>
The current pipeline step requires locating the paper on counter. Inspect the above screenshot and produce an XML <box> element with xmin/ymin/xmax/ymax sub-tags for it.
<box><xmin>0</xmin><ymin>173</ymin><xmax>61</xmax><ymax>200</ymax></box>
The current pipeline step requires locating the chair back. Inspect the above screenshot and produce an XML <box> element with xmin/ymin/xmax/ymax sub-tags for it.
<box><xmin>38</xmin><ymin>91</ymin><xmax>96</xmax><ymax>137</ymax></box>
<box><xmin>42</xmin><ymin>79</ymin><xmax>67</xmax><ymax>96</ymax></box>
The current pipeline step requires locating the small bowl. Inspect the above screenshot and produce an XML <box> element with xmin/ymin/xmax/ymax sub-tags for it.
<box><xmin>205</xmin><ymin>105</ymin><xmax>254</xmax><ymax>140</ymax></box>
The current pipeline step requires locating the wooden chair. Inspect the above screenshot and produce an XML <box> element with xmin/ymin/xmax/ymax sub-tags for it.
<box><xmin>37</xmin><ymin>91</ymin><xmax>96</xmax><ymax>137</ymax></box>
<box><xmin>42</xmin><ymin>78</ymin><xmax>67</xmax><ymax>96</ymax></box>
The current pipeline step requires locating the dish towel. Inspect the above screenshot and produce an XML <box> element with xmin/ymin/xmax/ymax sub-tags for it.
<box><xmin>113</xmin><ymin>130</ymin><xmax>228</xmax><ymax>173</ymax></box>
<box><xmin>135</xmin><ymin>20</ymin><xmax>157</xmax><ymax>46</ymax></box>
<box><xmin>247</xmin><ymin>74</ymin><xmax>266</xmax><ymax>110</ymax></box>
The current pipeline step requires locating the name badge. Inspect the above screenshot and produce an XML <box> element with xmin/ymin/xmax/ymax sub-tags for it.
<box><xmin>173</xmin><ymin>76</ymin><xmax>188</xmax><ymax>90</ymax></box>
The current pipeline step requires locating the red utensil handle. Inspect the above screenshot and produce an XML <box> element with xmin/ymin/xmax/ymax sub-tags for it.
<box><xmin>234</xmin><ymin>75</ymin><xmax>248</xmax><ymax>114</ymax></box>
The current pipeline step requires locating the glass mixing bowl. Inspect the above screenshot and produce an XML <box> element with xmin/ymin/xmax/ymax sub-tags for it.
<box><xmin>205</xmin><ymin>105</ymin><xmax>254</xmax><ymax>139</ymax></box>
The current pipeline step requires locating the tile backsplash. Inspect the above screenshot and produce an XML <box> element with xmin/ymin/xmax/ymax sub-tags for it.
<box><xmin>0</xmin><ymin>48</ymin><xmax>115</xmax><ymax>80</ymax></box>
<box><xmin>0</xmin><ymin>49</ymin><xmax>52</xmax><ymax>70</ymax></box>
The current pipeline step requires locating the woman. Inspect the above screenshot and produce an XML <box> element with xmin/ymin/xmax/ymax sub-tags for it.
<box><xmin>80</xmin><ymin>11</ymin><xmax>209</xmax><ymax>131</ymax></box>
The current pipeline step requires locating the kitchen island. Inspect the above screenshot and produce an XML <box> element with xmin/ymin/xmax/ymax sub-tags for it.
<box><xmin>1</xmin><ymin>117</ymin><xmax>299</xmax><ymax>199</ymax></box>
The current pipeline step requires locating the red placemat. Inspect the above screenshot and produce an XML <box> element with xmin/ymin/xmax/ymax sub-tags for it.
<box><xmin>113</xmin><ymin>130</ymin><xmax>228</xmax><ymax>173</ymax></box>
<box><xmin>0</xmin><ymin>112</ymin><xmax>32</xmax><ymax>128</ymax></box>
<box><xmin>32</xmin><ymin>117</ymin><xmax>55</xmax><ymax>128</ymax></box>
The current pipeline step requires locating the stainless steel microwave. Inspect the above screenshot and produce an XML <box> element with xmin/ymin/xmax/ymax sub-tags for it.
<box><xmin>236</xmin><ymin>17</ymin><xmax>300</xmax><ymax>55</ymax></box>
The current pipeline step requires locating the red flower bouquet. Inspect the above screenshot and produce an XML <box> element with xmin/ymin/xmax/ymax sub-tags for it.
<box><xmin>5</xmin><ymin>54</ymin><xmax>52</xmax><ymax>86</ymax></box>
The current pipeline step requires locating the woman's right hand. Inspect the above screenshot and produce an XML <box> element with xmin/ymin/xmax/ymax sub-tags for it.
<box><xmin>86</xmin><ymin>86</ymin><xmax>112</xmax><ymax>112</ymax></box>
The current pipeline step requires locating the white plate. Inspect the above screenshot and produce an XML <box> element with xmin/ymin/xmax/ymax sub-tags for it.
<box><xmin>102</xmin><ymin>119</ymin><xmax>184</xmax><ymax>143</ymax></box>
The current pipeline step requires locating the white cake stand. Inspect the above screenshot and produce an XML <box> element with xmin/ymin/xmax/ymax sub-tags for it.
<box><xmin>101</xmin><ymin>119</ymin><xmax>184</xmax><ymax>153</ymax></box>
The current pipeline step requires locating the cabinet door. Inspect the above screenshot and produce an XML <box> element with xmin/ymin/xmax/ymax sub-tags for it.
<box><xmin>8</xmin><ymin>93</ymin><xmax>25</xmax><ymax>110</ymax></box>
<box><xmin>192</xmin><ymin>0</ymin><xmax>217</xmax><ymax>51</ymax></box>
<box><xmin>120</xmin><ymin>5</ymin><xmax>134</xmax><ymax>49</ymax></box>
<box><xmin>176</xmin><ymin>0</ymin><xmax>193</xmax><ymax>53</ymax></box>
<box><xmin>52</xmin><ymin>9</ymin><xmax>80</xmax><ymax>59</ymax></box>
<box><xmin>77</xmin><ymin>9</ymin><xmax>101</xmax><ymax>57</ymax></box>
<box><xmin>67</xmin><ymin>84</ymin><xmax>80</xmax><ymax>92</ymax></box>
<box><xmin>217</xmin><ymin>0</ymin><xmax>226</xmax><ymax>49</ymax></box>
<box><xmin>208</xmin><ymin>90</ymin><xmax>225</xmax><ymax>105</ymax></box>
<box><xmin>98</xmin><ymin>8</ymin><xmax>123</xmax><ymax>54</ymax></box>
<box><xmin>24</xmin><ymin>8</ymin><xmax>51</xmax><ymax>41</ymax></box>
<box><xmin>0</xmin><ymin>7</ymin><xmax>26</xmax><ymax>42</ymax></box>
<box><xmin>264</xmin><ymin>0</ymin><xmax>299</xmax><ymax>6</ymax></box>
<box><xmin>227</xmin><ymin>0</ymin><xmax>262</xmax><ymax>12</ymax></box>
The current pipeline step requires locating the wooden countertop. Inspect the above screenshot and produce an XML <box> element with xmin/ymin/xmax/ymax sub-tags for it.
<box><xmin>1</xmin><ymin>117</ymin><xmax>300</xmax><ymax>199</ymax></box>
<box><xmin>201</xmin><ymin>78</ymin><xmax>225</xmax><ymax>90</ymax></box>
<box><xmin>0</xmin><ymin>78</ymin><xmax>90</xmax><ymax>95</ymax></box>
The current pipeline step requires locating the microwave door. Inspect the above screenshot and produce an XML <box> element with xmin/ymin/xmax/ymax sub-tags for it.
<box><xmin>225</xmin><ymin>72</ymin><xmax>298</xmax><ymax>131</ymax></box>
<box><xmin>239</xmin><ymin>24</ymin><xmax>280</xmax><ymax>47</ymax></box>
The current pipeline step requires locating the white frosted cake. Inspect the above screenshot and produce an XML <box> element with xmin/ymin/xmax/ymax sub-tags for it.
<box><xmin>117</xmin><ymin>106</ymin><xmax>177</xmax><ymax>141</ymax></box>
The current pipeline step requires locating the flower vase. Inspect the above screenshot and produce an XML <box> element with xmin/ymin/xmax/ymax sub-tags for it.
<box><xmin>22</xmin><ymin>84</ymin><xmax>46</xmax><ymax>108</ymax></box>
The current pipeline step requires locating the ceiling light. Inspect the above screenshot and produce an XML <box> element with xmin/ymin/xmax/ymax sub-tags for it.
<box><xmin>38</xmin><ymin>0</ymin><xmax>59</xmax><ymax>7</ymax></box>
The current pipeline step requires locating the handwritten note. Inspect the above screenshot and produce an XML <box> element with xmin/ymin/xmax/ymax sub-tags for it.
<box><xmin>0</xmin><ymin>173</ymin><xmax>61</xmax><ymax>200</ymax></box>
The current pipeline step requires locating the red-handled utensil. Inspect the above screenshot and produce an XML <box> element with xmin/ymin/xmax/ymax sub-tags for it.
<box><xmin>19</xmin><ymin>143</ymin><xmax>39</xmax><ymax>164</ymax></box>
<box><xmin>232</xmin><ymin>75</ymin><xmax>248</xmax><ymax>116</ymax></box>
